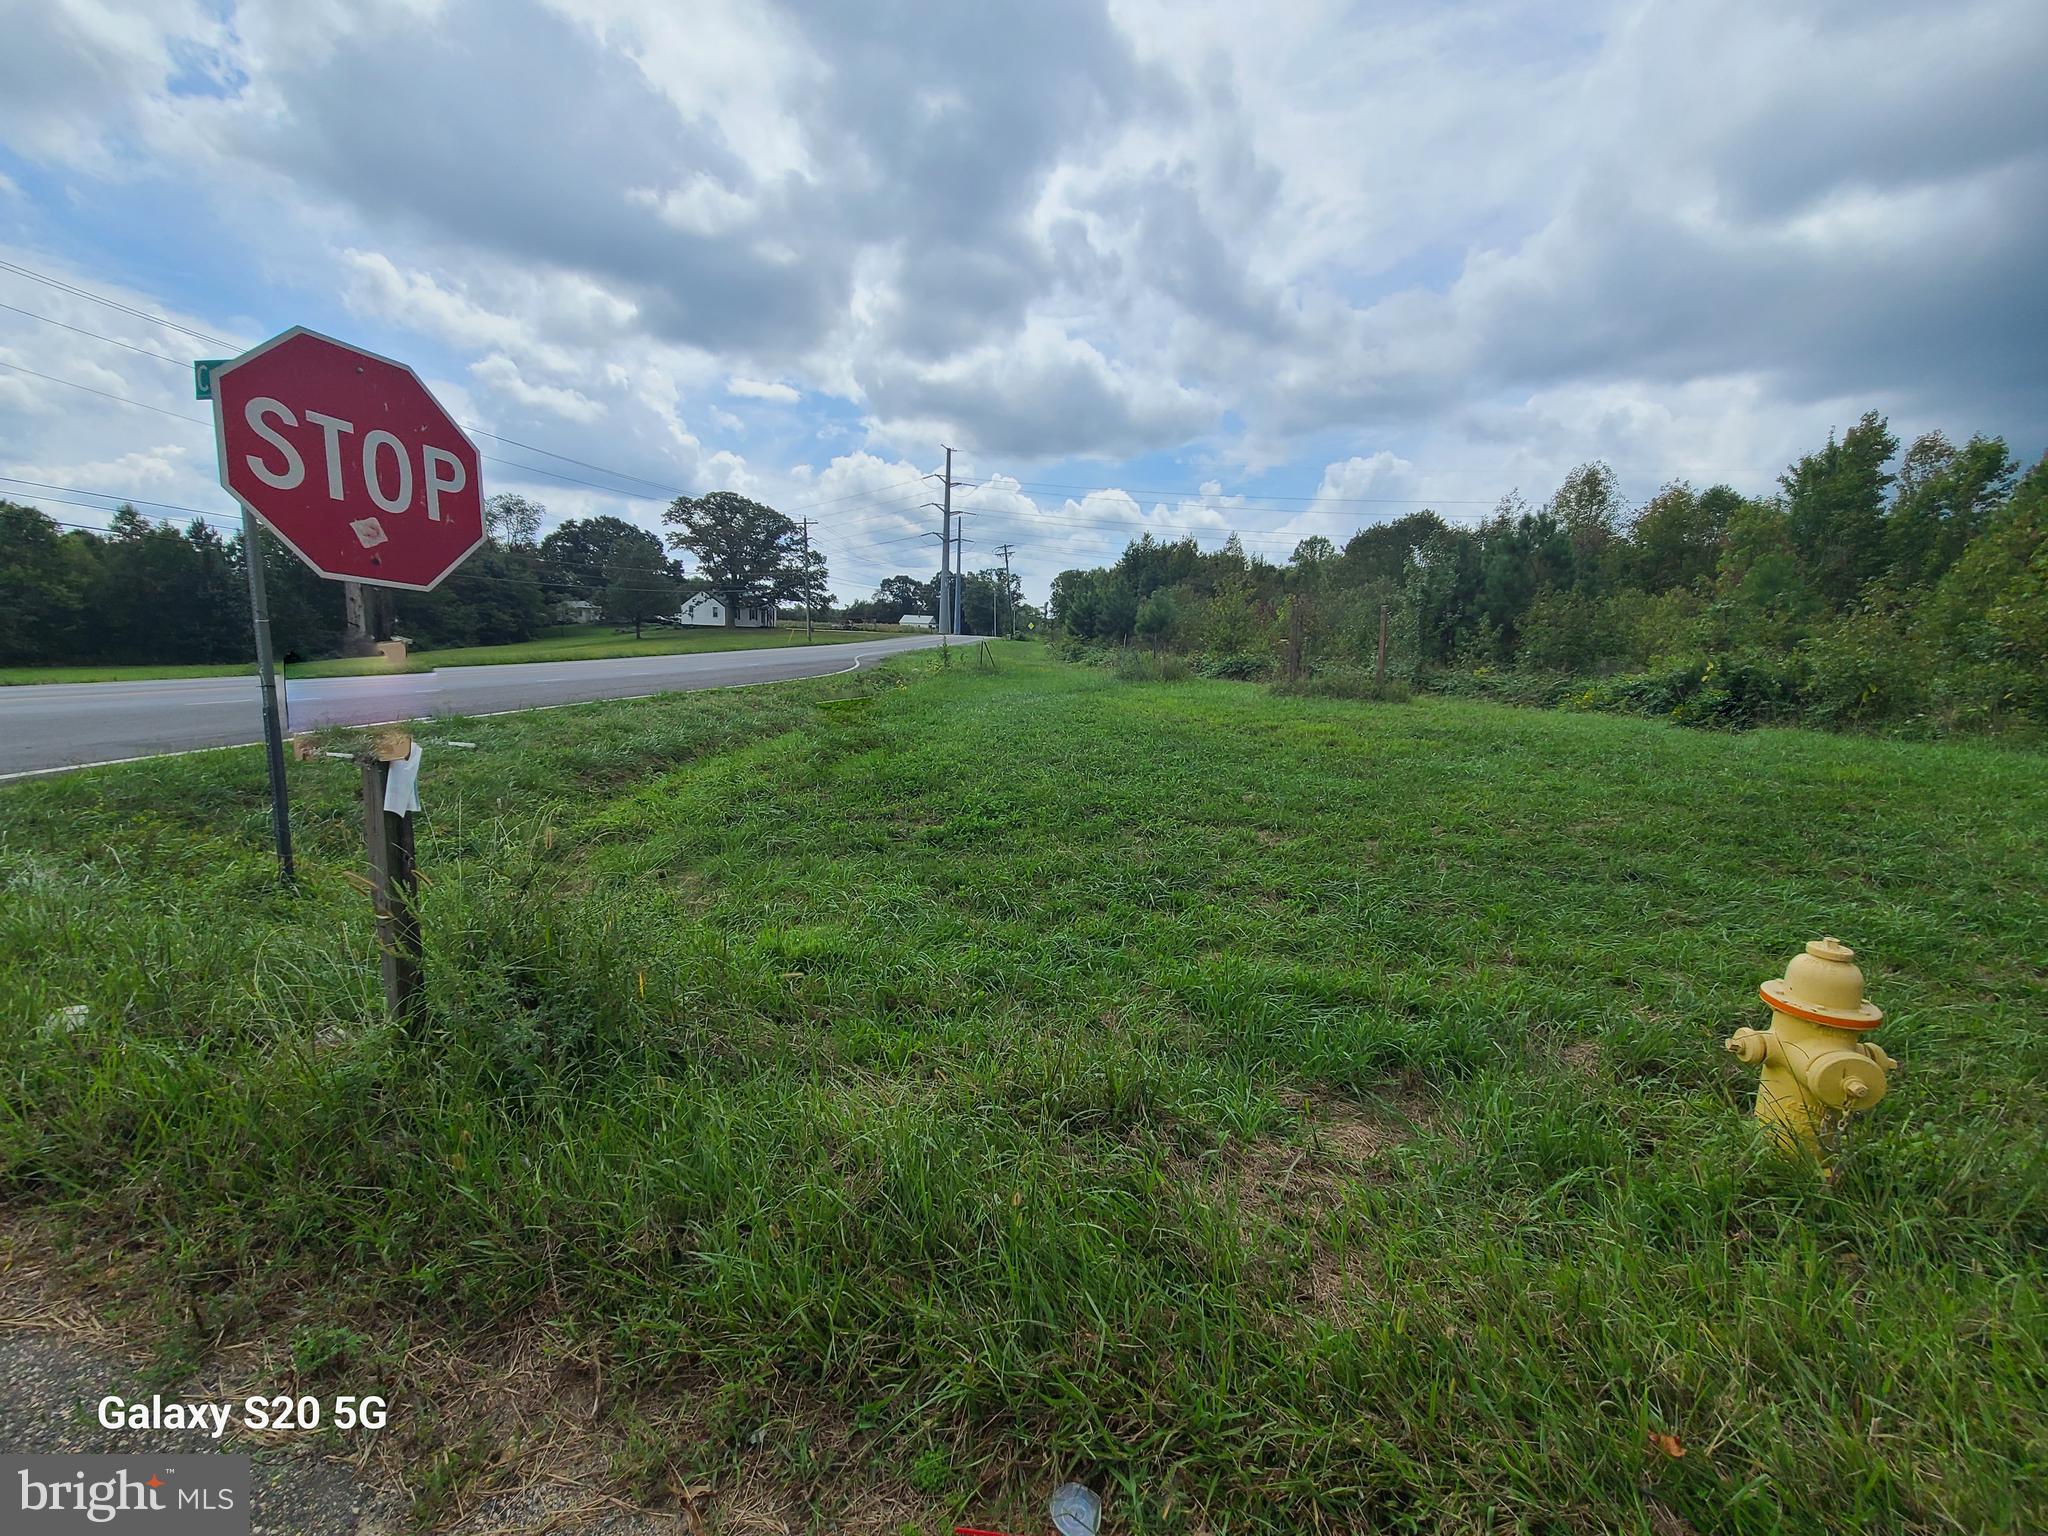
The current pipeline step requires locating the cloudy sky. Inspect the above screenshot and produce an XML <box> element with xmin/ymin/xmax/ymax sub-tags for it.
<box><xmin>2</xmin><ymin>0</ymin><xmax>2043</xmax><ymax>604</ymax></box>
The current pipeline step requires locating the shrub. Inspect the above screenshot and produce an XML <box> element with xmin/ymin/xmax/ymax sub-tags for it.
<box><xmin>1110</xmin><ymin>648</ymin><xmax>1190</xmax><ymax>683</ymax></box>
<box><xmin>1801</xmin><ymin>607</ymin><xmax>1928</xmax><ymax>728</ymax></box>
<box><xmin>1271</xmin><ymin>667</ymin><xmax>1411</xmax><ymax>702</ymax></box>
<box><xmin>1674</xmin><ymin>650</ymin><xmax>1808</xmax><ymax>728</ymax></box>
<box><xmin>1425</xmin><ymin>669</ymin><xmax>1578</xmax><ymax>709</ymax></box>
<box><xmin>1196</xmin><ymin>651</ymin><xmax>1274</xmax><ymax>681</ymax></box>
<box><xmin>1575</xmin><ymin>660</ymin><xmax>1710</xmax><ymax>718</ymax></box>
<box><xmin>1569</xmin><ymin>652</ymin><xmax>1806</xmax><ymax>729</ymax></box>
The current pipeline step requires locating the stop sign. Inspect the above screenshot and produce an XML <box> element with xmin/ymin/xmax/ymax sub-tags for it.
<box><xmin>212</xmin><ymin>327</ymin><xmax>484</xmax><ymax>590</ymax></box>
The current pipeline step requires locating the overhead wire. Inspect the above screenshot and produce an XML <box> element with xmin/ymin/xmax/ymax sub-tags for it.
<box><xmin>0</xmin><ymin>264</ymin><xmax>936</xmax><ymax>517</ymax></box>
<box><xmin>0</xmin><ymin>255</ymin><xmax>1512</xmax><ymax>598</ymax></box>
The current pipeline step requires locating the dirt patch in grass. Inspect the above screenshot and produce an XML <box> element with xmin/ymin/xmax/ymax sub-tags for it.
<box><xmin>1560</xmin><ymin>1037</ymin><xmax>1603</xmax><ymax>1076</ymax></box>
<box><xmin>1172</xmin><ymin>1084</ymin><xmax>1434</xmax><ymax>1253</ymax></box>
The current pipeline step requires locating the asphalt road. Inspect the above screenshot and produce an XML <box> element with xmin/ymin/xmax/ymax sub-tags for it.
<box><xmin>0</xmin><ymin>633</ymin><xmax>953</xmax><ymax>779</ymax></box>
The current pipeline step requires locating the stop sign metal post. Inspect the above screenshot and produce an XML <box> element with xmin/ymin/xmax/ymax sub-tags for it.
<box><xmin>209</xmin><ymin>327</ymin><xmax>484</xmax><ymax>881</ymax></box>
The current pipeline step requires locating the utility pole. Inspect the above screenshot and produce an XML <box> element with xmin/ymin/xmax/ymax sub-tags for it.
<box><xmin>937</xmin><ymin>448</ymin><xmax>955</xmax><ymax>635</ymax></box>
<box><xmin>920</xmin><ymin>502</ymin><xmax>948</xmax><ymax>634</ymax></box>
<box><xmin>797</xmin><ymin>517</ymin><xmax>814</xmax><ymax>641</ymax></box>
<box><xmin>950</xmin><ymin>516</ymin><xmax>977</xmax><ymax>633</ymax></box>
<box><xmin>995</xmin><ymin>542</ymin><xmax>1016</xmax><ymax>638</ymax></box>
<box><xmin>927</xmin><ymin>446</ymin><xmax>974</xmax><ymax>636</ymax></box>
<box><xmin>1377</xmin><ymin>602</ymin><xmax>1389</xmax><ymax>687</ymax></box>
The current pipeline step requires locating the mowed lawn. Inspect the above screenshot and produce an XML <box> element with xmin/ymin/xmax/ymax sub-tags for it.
<box><xmin>0</xmin><ymin>622</ymin><xmax>879</xmax><ymax>684</ymax></box>
<box><xmin>1</xmin><ymin>649</ymin><xmax>2043</xmax><ymax>1533</ymax></box>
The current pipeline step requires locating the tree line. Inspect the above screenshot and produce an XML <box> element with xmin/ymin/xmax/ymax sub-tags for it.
<box><xmin>1049</xmin><ymin>414</ymin><xmax>2046</xmax><ymax>734</ymax></box>
<box><xmin>0</xmin><ymin>488</ymin><xmax>855</xmax><ymax>665</ymax></box>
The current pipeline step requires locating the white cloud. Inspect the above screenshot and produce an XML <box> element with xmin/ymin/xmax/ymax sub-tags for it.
<box><xmin>468</xmin><ymin>353</ymin><xmax>604</xmax><ymax>422</ymax></box>
<box><xmin>726</xmin><ymin>377</ymin><xmax>800</xmax><ymax>403</ymax></box>
<box><xmin>1</xmin><ymin>0</ymin><xmax>2043</xmax><ymax>608</ymax></box>
<box><xmin>627</xmin><ymin>176</ymin><xmax>756</xmax><ymax>236</ymax></box>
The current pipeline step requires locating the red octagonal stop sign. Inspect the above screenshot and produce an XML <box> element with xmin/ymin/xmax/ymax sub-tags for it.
<box><xmin>213</xmin><ymin>327</ymin><xmax>484</xmax><ymax>591</ymax></box>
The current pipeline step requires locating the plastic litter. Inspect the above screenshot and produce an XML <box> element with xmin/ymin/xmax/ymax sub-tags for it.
<box><xmin>1050</xmin><ymin>1482</ymin><xmax>1102</xmax><ymax>1536</ymax></box>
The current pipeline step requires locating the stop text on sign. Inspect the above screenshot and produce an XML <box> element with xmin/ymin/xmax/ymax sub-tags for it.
<box><xmin>240</xmin><ymin>398</ymin><xmax>469</xmax><ymax>521</ymax></box>
<box><xmin>212</xmin><ymin>327</ymin><xmax>484</xmax><ymax>591</ymax></box>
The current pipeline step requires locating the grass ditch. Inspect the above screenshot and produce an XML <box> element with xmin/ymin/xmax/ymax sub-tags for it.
<box><xmin>2</xmin><ymin>646</ymin><xmax>2045</xmax><ymax>1533</ymax></box>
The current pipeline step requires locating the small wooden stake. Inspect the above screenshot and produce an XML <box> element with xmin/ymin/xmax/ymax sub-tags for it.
<box><xmin>360</xmin><ymin>731</ymin><xmax>422</xmax><ymax>1022</ymax></box>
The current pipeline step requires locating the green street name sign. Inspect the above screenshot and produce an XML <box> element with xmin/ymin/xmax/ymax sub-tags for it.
<box><xmin>193</xmin><ymin>358</ymin><xmax>230</xmax><ymax>400</ymax></box>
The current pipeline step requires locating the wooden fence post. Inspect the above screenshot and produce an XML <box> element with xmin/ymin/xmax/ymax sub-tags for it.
<box><xmin>360</xmin><ymin>730</ymin><xmax>423</xmax><ymax>1021</ymax></box>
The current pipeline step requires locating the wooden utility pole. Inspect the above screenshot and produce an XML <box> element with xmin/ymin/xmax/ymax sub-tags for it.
<box><xmin>797</xmin><ymin>517</ymin><xmax>814</xmax><ymax>641</ymax></box>
<box><xmin>1377</xmin><ymin>603</ymin><xmax>1389</xmax><ymax>686</ymax></box>
<box><xmin>359</xmin><ymin>730</ymin><xmax>423</xmax><ymax>1022</ymax></box>
<box><xmin>342</xmin><ymin>582</ymin><xmax>393</xmax><ymax>658</ymax></box>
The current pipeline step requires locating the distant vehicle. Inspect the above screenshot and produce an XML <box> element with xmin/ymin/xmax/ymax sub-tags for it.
<box><xmin>898</xmin><ymin>614</ymin><xmax>936</xmax><ymax>629</ymax></box>
<box><xmin>674</xmin><ymin>592</ymin><xmax>775</xmax><ymax>627</ymax></box>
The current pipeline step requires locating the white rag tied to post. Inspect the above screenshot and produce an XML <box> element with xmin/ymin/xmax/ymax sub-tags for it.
<box><xmin>383</xmin><ymin>742</ymin><xmax>423</xmax><ymax>816</ymax></box>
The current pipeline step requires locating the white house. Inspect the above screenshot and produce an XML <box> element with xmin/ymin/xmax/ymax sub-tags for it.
<box><xmin>555</xmin><ymin>597</ymin><xmax>601</xmax><ymax>625</ymax></box>
<box><xmin>898</xmin><ymin>613</ymin><xmax>937</xmax><ymax>630</ymax></box>
<box><xmin>675</xmin><ymin>591</ymin><xmax>775</xmax><ymax>628</ymax></box>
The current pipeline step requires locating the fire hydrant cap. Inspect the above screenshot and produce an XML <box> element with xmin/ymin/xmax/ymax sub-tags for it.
<box><xmin>1760</xmin><ymin>936</ymin><xmax>1884</xmax><ymax>1029</ymax></box>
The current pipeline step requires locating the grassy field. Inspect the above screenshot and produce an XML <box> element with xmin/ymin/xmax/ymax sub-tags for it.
<box><xmin>0</xmin><ymin>623</ymin><xmax>881</xmax><ymax>684</ymax></box>
<box><xmin>2</xmin><ymin>648</ymin><xmax>2044</xmax><ymax>1533</ymax></box>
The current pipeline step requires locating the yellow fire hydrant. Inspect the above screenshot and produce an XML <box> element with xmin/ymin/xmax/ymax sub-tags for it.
<box><xmin>1725</xmin><ymin>937</ymin><xmax>1897</xmax><ymax>1163</ymax></box>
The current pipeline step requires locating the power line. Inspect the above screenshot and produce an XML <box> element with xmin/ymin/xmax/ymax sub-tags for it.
<box><xmin>0</xmin><ymin>301</ymin><xmax>189</xmax><ymax>366</ymax></box>
<box><xmin>0</xmin><ymin>257</ymin><xmax>1491</xmax><ymax>602</ymax></box>
<box><xmin>0</xmin><ymin>357</ymin><xmax>204</xmax><ymax>422</ymax></box>
<box><xmin>990</xmin><ymin>475</ymin><xmax>1500</xmax><ymax>506</ymax></box>
<box><xmin>0</xmin><ymin>264</ymin><xmax>942</xmax><ymax>520</ymax></box>
<box><xmin>0</xmin><ymin>348</ymin><xmax>932</xmax><ymax>528</ymax></box>
<box><xmin>0</xmin><ymin>258</ymin><xmax>235</xmax><ymax>348</ymax></box>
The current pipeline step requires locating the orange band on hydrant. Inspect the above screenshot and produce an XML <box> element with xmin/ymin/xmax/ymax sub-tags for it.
<box><xmin>1758</xmin><ymin>983</ymin><xmax>1882</xmax><ymax>1030</ymax></box>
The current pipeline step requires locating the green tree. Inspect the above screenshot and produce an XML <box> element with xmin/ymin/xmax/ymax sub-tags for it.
<box><xmin>1883</xmin><ymin>433</ymin><xmax>2015</xmax><ymax>590</ymax></box>
<box><xmin>601</xmin><ymin>540</ymin><xmax>679</xmax><ymax>638</ymax></box>
<box><xmin>89</xmin><ymin>510</ymin><xmax>248</xmax><ymax>664</ymax></box>
<box><xmin>1716</xmin><ymin>498</ymin><xmax>1818</xmax><ymax>645</ymax></box>
<box><xmin>877</xmin><ymin>574</ymin><xmax>935</xmax><ymax>618</ymax></box>
<box><xmin>397</xmin><ymin>544</ymin><xmax>547</xmax><ymax>647</ymax></box>
<box><xmin>1135</xmin><ymin>587</ymin><xmax>1180</xmax><ymax>653</ymax></box>
<box><xmin>1547</xmin><ymin>461</ymin><xmax>1625</xmax><ymax>588</ymax></box>
<box><xmin>1628</xmin><ymin>483</ymin><xmax>1737</xmax><ymax>593</ymax></box>
<box><xmin>1339</xmin><ymin>511</ymin><xmax>1447</xmax><ymax>588</ymax></box>
<box><xmin>0</xmin><ymin>502</ymin><xmax>89</xmax><ymax>663</ymax></box>
<box><xmin>785</xmin><ymin>545</ymin><xmax>834</xmax><ymax>620</ymax></box>
<box><xmin>1289</xmin><ymin>535</ymin><xmax>1338</xmax><ymax>584</ymax></box>
<box><xmin>484</xmin><ymin>492</ymin><xmax>545</xmax><ymax>549</ymax></box>
<box><xmin>1782</xmin><ymin>411</ymin><xmax>1898</xmax><ymax>608</ymax></box>
<box><xmin>663</xmin><ymin>492</ymin><xmax>796</xmax><ymax>626</ymax></box>
<box><xmin>1920</xmin><ymin>455</ymin><xmax>2048</xmax><ymax>725</ymax></box>
<box><xmin>540</xmin><ymin>515</ymin><xmax>665</xmax><ymax>602</ymax></box>
<box><xmin>1116</xmin><ymin>534</ymin><xmax>1202</xmax><ymax>597</ymax></box>
<box><xmin>253</xmin><ymin>527</ymin><xmax>348</xmax><ymax>663</ymax></box>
